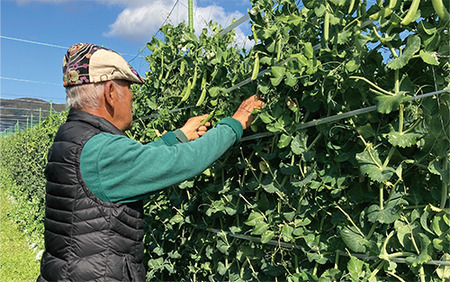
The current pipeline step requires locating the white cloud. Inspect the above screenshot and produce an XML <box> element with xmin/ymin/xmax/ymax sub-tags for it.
<box><xmin>103</xmin><ymin>0</ymin><xmax>252</xmax><ymax>47</ymax></box>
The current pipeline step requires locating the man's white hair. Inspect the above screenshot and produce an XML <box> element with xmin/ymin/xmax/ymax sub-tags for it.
<box><xmin>65</xmin><ymin>80</ymin><xmax>125</xmax><ymax>110</ymax></box>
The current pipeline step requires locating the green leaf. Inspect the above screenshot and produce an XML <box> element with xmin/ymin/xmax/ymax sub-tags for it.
<box><xmin>387</xmin><ymin>35</ymin><xmax>421</xmax><ymax>69</ymax></box>
<box><xmin>340</xmin><ymin>226</ymin><xmax>367</xmax><ymax>253</ymax></box>
<box><xmin>386</xmin><ymin>131</ymin><xmax>422</xmax><ymax>148</ymax></box>
<box><xmin>169</xmin><ymin>214</ymin><xmax>184</xmax><ymax>224</ymax></box>
<box><xmin>418</xmin><ymin>21</ymin><xmax>437</xmax><ymax>36</ymax></box>
<box><xmin>284</xmin><ymin>211</ymin><xmax>296</xmax><ymax>222</ymax></box>
<box><xmin>428</xmin><ymin>158</ymin><xmax>450</xmax><ymax>182</ymax></box>
<box><xmin>347</xmin><ymin>256</ymin><xmax>366</xmax><ymax>280</ymax></box>
<box><xmin>245</xmin><ymin>211</ymin><xmax>265</xmax><ymax>226</ymax></box>
<box><xmin>356</xmin><ymin>149</ymin><xmax>395</xmax><ymax>182</ymax></box>
<box><xmin>252</xmin><ymin>221</ymin><xmax>269</xmax><ymax>235</ymax></box>
<box><xmin>279</xmin><ymin>162</ymin><xmax>300</xmax><ymax>175</ymax></box>
<box><xmin>261</xmin><ymin>178</ymin><xmax>281</xmax><ymax>194</ymax></box>
<box><xmin>270</xmin><ymin>66</ymin><xmax>286</xmax><ymax>86</ymax></box>
<box><xmin>345</xmin><ymin>59</ymin><xmax>359</xmax><ymax>72</ymax></box>
<box><xmin>319</xmin><ymin>269</ymin><xmax>342</xmax><ymax>281</ymax></box>
<box><xmin>285</xmin><ymin>72</ymin><xmax>298</xmax><ymax>87</ymax></box>
<box><xmin>419</xmin><ymin>50</ymin><xmax>439</xmax><ymax>65</ymax></box>
<box><xmin>405</xmin><ymin>233</ymin><xmax>433</xmax><ymax>267</ymax></box>
<box><xmin>395</xmin><ymin>220</ymin><xmax>412</xmax><ymax>247</ymax></box>
<box><xmin>303</xmin><ymin>42</ymin><xmax>314</xmax><ymax>59</ymax></box>
<box><xmin>314</xmin><ymin>4</ymin><xmax>326</xmax><ymax>17</ymax></box>
<box><xmin>367</xmin><ymin>195</ymin><xmax>408</xmax><ymax>224</ymax></box>
<box><xmin>208</xmin><ymin>87</ymin><xmax>225</xmax><ymax>97</ymax></box>
<box><xmin>291</xmin><ymin>53</ymin><xmax>308</xmax><ymax>66</ymax></box>
<box><xmin>375</xmin><ymin>92</ymin><xmax>406</xmax><ymax>114</ymax></box>
<box><xmin>356</xmin><ymin>124</ymin><xmax>377</xmax><ymax>139</ymax></box>
<box><xmin>278</xmin><ymin>133</ymin><xmax>292</xmax><ymax>148</ymax></box>
<box><xmin>259</xmin><ymin>111</ymin><xmax>274</xmax><ymax>124</ymax></box>
<box><xmin>420</xmin><ymin>207</ymin><xmax>434</xmax><ymax>234</ymax></box>
<box><xmin>217</xmin><ymin>261</ymin><xmax>228</xmax><ymax>275</ymax></box>
<box><xmin>291</xmin><ymin>133</ymin><xmax>308</xmax><ymax>155</ymax></box>
<box><xmin>281</xmin><ymin>224</ymin><xmax>294</xmax><ymax>242</ymax></box>
<box><xmin>432</xmin><ymin>214</ymin><xmax>449</xmax><ymax>236</ymax></box>
<box><xmin>434</xmin><ymin>233</ymin><xmax>450</xmax><ymax>251</ymax></box>
<box><xmin>261</xmin><ymin>230</ymin><xmax>275</xmax><ymax>243</ymax></box>
<box><xmin>436</xmin><ymin>254</ymin><xmax>450</xmax><ymax>279</ymax></box>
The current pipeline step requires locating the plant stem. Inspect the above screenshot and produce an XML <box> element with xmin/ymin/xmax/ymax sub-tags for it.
<box><xmin>335</xmin><ymin>205</ymin><xmax>365</xmax><ymax>237</ymax></box>
<box><xmin>350</xmin><ymin>76</ymin><xmax>394</xmax><ymax>96</ymax></box>
<box><xmin>379</xmin><ymin>184</ymin><xmax>384</xmax><ymax>210</ymax></box>
<box><xmin>383</xmin><ymin>146</ymin><xmax>396</xmax><ymax>168</ymax></box>
<box><xmin>313</xmin><ymin>262</ymin><xmax>318</xmax><ymax>277</ymax></box>
<box><xmin>366</xmin><ymin>222</ymin><xmax>378</xmax><ymax>240</ymax></box>
<box><xmin>386</xmin><ymin>271</ymin><xmax>407</xmax><ymax>282</ymax></box>
<box><xmin>394</xmin><ymin>69</ymin><xmax>400</xmax><ymax>94</ymax></box>
<box><xmin>441</xmin><ymin>153</ymin><xmax>449</xmax><ymax>208</ymax></box>
<box><xmin>419</xmin><ymin>266</ymin><xmax>425</xmax><ymax>282</ymax></box>
<box><xmin>334</xmin><ymin>251</ymin><xmax>340</xmax><ymax>269</ymax></box>
<box><xmin>403</xmin><ymin>116</ymin><xmax>423</xmax><ymax>134</ymax></box>
<box><xmin>399</xmin><ymin>104</ymin><xmax>404</xmax><ymax>134</ymax></box>
<box><xmin>369</xmin><ymin>260</ymin><xmax>385</xmax><ymax>280</ymax></box>
<box><xmin>307</xmin><ymin>133</ymin><xmax>322</xmax><ymax>151</ymax></box>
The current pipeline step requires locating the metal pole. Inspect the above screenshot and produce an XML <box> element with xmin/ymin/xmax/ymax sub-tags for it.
<box><xmin>188</xmin><ymin>0</ymin><xmax>193</xmax><ymax>31</ymax></box>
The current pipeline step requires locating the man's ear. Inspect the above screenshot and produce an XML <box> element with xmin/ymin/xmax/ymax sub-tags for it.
<box><xmin>104</xmin><ymin>81</ymin><xmax>115</xmax><ymax>108</ymax></box>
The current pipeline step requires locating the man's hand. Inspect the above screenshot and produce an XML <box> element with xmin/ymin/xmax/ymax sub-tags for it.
<box><xmin>180</xmin><ymin>115</ymin><xmax>211</xmax><ymax>141</ymax></box>
<box><xmin>232</xmin><ymin>95</ymin><xmax>265</xmax><ymax>130</ymax></box>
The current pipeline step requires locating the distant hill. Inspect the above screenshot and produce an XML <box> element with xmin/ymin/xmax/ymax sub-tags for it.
<box><xmin>1</xmin><ymin>98</ymin><xmax>66</xmax><ymax>132</ymax></box>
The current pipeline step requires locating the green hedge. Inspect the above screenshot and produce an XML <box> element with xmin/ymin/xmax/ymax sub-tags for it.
<box><xmin>0</xmin><ymin>110</ymin><xmax>67</xmax><ymax>253</ymax></box>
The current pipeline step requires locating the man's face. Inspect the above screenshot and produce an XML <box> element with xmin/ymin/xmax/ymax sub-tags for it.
<box><xmin>114</xmin><ymin>80</ymin><xmax>133</xmax><ymax>131</ymax></box>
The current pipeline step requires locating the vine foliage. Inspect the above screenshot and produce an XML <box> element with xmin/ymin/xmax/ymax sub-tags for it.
<box><xmin>131</xmin><ymin>0</ymin><xmax>450</xmax><ymax>281</ymax></box>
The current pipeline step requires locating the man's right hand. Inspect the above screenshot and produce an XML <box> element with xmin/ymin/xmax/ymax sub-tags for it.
<box><xmin>232</xmin><ymin>95</ymin><xmax>265</xmax><ymax>130</ymax></box>
<box><xmin>180</xmin><ymin>115</ymin><xmax>211</xmax><ymax>141</ymax></box>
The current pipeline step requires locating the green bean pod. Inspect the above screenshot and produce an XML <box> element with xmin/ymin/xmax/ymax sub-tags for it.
<box><xmin>400</xmin><ymin>0</ymin><xmax>421</xmax><ymax>25</ymax></box>
<box><xmin>181</xmin><ymin>80</ymin><xmax>192</xmax><ymax>102</ymax></box>
<box><xmin>251</xmin><ymin>52</ymin><xmax>260</xmax><ymax>81</ymax></box>
<box><xmin>201</xmin><ymin>72</ymin><xmax>207</xmax><ymax>90</ymax></box>
<box><xmin>180</xmin><ymin>60</ymin><xmax>186</xmax><ymax>76</ymax></box>
<box><xmin>191</xmin><ymin>67</ymin><xmax>198</xmax><ymax>89</ymax></box>
<box><xmin>348</xmin><ymin>0</ymin><xmax>356</xmax><ymax>14</ymax></box>
<box><xmin>324</xmin><ymin>11</ymin><xmax>330</xmax><ymax>42</ymax></box>
<box><xmin>431</xmin><ymin>0</ymin><xmax>449</xmax><ymax>21</ymax></box>
<box><xmin>252</xmin><ymin>24</ymin><xmax>258</xmax><ymax>43</ymax></box>
<box><xmin>388</xmin><ymin>0</ymin><xmax>398</xmax><ymax>10</ymax></box>
<box><xmin>158</xmin><ymin>52</ymin><xmax>164</xmax><ymax>80</ymax></box>
<box><xmin>276</xmin><ymin>37</ymin><xmax>282</xmax><ymax>62</ymax></box>
<box><xmin>195</xmin><ymin>87</ymin><xmax>208</xmax><ymax>107</ymax></box>
<box><xmin>200</xmin><ymin>110</ymin><xmax>214</xmax><ymax>126</ymax></box>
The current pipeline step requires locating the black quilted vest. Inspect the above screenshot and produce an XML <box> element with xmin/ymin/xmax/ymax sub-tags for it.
<box><xmin>38</xmin><ymin>109</ymin><xmax>146</xmax><ymax>282</ymax></box>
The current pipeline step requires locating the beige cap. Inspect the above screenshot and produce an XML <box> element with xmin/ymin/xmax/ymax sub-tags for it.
<box><xmin>63</xmin><ymin>43</ymin><xmax>145</xmax><ymax>87</ymax></box>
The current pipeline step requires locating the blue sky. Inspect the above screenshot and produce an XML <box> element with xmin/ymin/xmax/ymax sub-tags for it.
<box><xmin>1</xmin><ymin>0</ymin><xmax>252</xmax><ymax>104</ymax></box>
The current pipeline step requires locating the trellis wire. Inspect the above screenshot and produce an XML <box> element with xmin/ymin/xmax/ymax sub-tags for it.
<box><xmin>201</xmin><ymin>226</ymin><xmax>450</xmax><ymax>267</ymax></box>
<box><xmin>240</xmin><ymin>88</ymin><xmax>450</xmax><ymax>142</ymax></box>
<box><xmin>218</xmin><ymin>14</ymin><xmax>250</xmax><ymax>36</ymax></box>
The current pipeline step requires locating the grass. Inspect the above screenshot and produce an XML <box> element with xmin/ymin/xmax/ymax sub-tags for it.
<box><xmin>0</xmin><ymin>188</ymin><xmax>41</xmax><ymax>281</ymax></box>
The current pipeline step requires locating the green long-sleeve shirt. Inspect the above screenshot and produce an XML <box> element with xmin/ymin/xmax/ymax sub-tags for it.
<box><xmin>80</xmin><ymin>117</ymin><xmax>243</xmax><ymax>203</ymax></box>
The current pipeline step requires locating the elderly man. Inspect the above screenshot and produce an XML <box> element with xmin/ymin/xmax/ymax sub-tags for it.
<box><xmin>37</xmin><ymin>43</ymin><xmax>263</xmax><ymax>281</ymax></box>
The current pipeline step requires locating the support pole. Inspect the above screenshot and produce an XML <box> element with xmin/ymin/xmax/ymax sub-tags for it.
<box><xmin>188</xmin><ymin>0</ymin><xmax>194</xmax><ymax>32</ymax></box>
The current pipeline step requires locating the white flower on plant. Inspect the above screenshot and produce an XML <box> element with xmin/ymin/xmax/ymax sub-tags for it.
<box><xmin>432</xmin><ymin>52</ymin><xmax>440</xmax><ymax>64</ymax></box>
<box><xmin>206</xmin><ymin>51</ymin><xmax>215</xmax><ymax>59</ymax></box>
